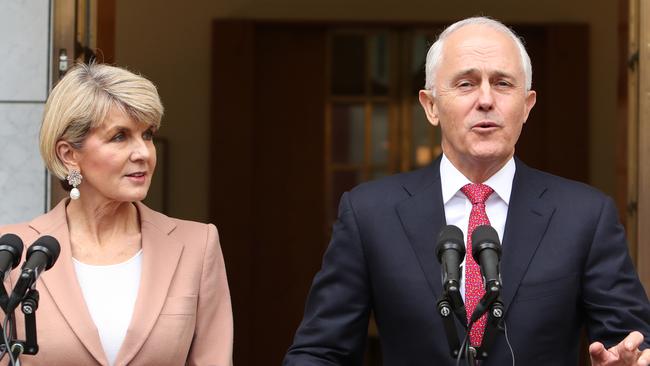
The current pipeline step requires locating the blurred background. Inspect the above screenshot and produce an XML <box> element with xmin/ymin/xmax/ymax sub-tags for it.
<box><xmin>2</xmin><ymin>0</ymin><xmax>650</xmax><ymax>364</ymax></box>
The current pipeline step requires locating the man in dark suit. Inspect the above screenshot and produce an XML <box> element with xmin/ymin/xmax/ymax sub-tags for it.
<box><xmin>284</xmin><ymin>17</ymin><xmax>650</xmax><ymax>365</ymax></box>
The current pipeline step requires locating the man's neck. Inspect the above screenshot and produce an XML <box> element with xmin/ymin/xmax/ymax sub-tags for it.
<box><xmin>444</xmin><ymin>152</ymin><xmax>513</xmax><ymax>183</ymax></box>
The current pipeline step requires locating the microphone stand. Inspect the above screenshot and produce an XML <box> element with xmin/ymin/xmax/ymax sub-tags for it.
<box><xmin>437</xmin><ymin>279</ymin><xmax>467</xmax><ymax>360</ymax></box>
<box><xmin>14</xmin><ymin>289</ymin><xmax>40</xmax><ymax>355</ymax></box>
<box><xmin>475</xmin><ymin>297</ymin><xmax>504</xmax><ymax>360</ymax></box>
<box><xmin>468</xmin><ymin>282</ymin><xmax>505</xmax><ymax>362</ymax></box>
<box><xmin>439</xmin><ymin>284</ymin><xmax>506</xmax><ymax>365</ymax></box>
<box><xmin>0</xmin><ymin>282</ymin><xmax>14</xmax><ymax>360</ymax></box>
<box><xmin>0</xmin><ymin>285</ymin><xmax>41</xmax><ymax>364</ymax></box>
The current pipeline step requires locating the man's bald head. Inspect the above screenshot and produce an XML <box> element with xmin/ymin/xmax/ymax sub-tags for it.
<box><xmin>424</xmin><ymin>17</ymin><xmax>532</xmax><ymax>96</ymax></box>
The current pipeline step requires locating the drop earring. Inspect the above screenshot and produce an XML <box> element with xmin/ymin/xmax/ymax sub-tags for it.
<box><xmin>67</xmin><ymin>169</ymin><xmax>82</xmax><ymax>200</ymax></box>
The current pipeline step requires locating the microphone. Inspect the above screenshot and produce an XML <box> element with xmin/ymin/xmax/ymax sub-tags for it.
<box><xmin>0</xmin><ymin>234</ymin><xmax>24</xmax><ymax>281</ymax></box>
<box><xmin>468</xmin><ymin>225</ymin><xmax>502</xmax><ymax>324</ymax></box>
<box><xmin>436</xmin><ymin>225</ymin><xmax>465</xmax><ymax>292</ymax></box>
<box><xmin>6</xmin><ymin>236</ymin><xmax>60</xmax><ymax>312</ymax></box>
<box><xmin>471</xmin><ymin>225</ymin><xmax>502</xmax><ymax>295</ymax></box>
<box><xmin>436</xmin><ymin>225</ymin><xmax>466</xmax><ymax>312</ymax></box>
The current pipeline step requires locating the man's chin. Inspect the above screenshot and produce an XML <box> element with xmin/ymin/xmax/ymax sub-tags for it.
<box><xmin>468</xmin><ymin>149</ymin><xmax>512</xmax><ymax>162</ymax></box>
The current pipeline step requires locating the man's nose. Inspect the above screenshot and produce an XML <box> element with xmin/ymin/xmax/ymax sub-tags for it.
<box><xmin>477</xmin><ymin>80</ymin><xmax>495</xmax><ymax>111</ymax></box>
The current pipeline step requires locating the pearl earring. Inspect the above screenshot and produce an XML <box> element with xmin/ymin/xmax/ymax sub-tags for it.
<box><xmin>66</xmin><ymin>169</ymin><xmax>82</xmax><ymax>200</ymax></box>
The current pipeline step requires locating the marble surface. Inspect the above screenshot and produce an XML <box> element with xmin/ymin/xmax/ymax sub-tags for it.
<box><xmin>0</xmin><ymin>103</ymin><xmax>47</xmax><ymax>225</ymax></box>
<box><xmin>0</xmin><ymin>0</ymin><xmax>50</xmax><ymax>102</ymax></box>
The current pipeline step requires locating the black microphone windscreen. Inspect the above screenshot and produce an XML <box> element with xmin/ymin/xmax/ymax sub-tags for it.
<box><xmin>436</xmin><ymin>225</ymin><xmax>465</xmax><ymax>262</ymax></box>
<box><xmin>471</xmin><ymin>225</ymin><xmax>501</xmax><ymax>261</ymax></box>
<box><xmin>27</xmin><ymin>235</ymin><xmax>61</xmax><ymax>270</ymax></box>
<box><xmin>0</xmin><ymin>233</ymin><xmax>24</xmax><ymax>268</ymax></box>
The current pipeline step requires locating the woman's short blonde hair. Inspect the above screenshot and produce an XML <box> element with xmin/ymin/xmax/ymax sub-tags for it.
<box><xmin>40</xmin><ymin>63</ymin><xmax>164</xmax><ymax>180</ymax></box>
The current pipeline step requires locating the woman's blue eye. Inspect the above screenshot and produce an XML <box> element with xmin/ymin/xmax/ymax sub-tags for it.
<box><xmin>111</xmin><ymin>133</ymin><xmax>125</xmax><ymax>142</ymax></box>
<box><xmin>143</xmin><ymin>129</ymin><xmax>155</xmax><ymax>140</ymax></box>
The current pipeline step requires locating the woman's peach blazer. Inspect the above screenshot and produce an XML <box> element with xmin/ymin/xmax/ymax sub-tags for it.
<box><xmin>0</xmin><ymin>200</ymin><xmax>233</xmax><ymax>365</ymax></box>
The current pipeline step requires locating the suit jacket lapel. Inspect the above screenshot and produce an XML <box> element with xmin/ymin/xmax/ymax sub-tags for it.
<box><xmin>396</xmin><ymin>159</ymin><xmax>446</xmax><ymax>299</ymax></box>
<box><xmin>31</xmin><ymin>200</ymin><xmax>108</xmax><ymax>365</ymax></box>
<box><xmin>500</xmin><ymin>160</ymin><xmax>555</xmax><ymax>312</ymax></box>
<box><xmin>394</xmin><ymin>158</ymin><xmax>556</xmax><ymax>315</ymax></box>
<box><xmin>115</xmin><ymin>202</ymin><xmax>183</xmax><ymax>365</ymax></box>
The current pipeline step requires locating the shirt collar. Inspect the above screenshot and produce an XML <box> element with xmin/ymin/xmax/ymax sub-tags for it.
<box><xmin>439</xmin><ymin>154</ymin><xmax>516</xmax><ymax>205</ymax></box>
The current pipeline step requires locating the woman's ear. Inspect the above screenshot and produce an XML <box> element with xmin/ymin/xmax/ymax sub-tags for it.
<box><xmin>55</xmin><ymin>140</ymin><xmax>79</xmax><ymax>172</ymax></box>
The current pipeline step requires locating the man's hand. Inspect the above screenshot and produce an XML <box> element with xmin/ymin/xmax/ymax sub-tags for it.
<box><xmin>590</xmin><ymin>331</ymin><xmax>650</xmax><ymax>366</ymax></box>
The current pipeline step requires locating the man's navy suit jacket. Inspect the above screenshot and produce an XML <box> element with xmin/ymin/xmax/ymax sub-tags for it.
<box><xmin>284</xmin><ymin>157</ymin><xmax>650</xmax><ymax>365</ymax></box>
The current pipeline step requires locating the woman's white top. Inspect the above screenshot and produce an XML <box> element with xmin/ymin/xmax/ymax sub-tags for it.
<box><xmin>73</xmin><ymin>250</ymin><xmax>143</xmax><ymax>366</ymax></box>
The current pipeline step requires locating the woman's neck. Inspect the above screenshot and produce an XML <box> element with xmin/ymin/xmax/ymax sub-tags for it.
<box><xmin>65</xmin><ymin>199</ymin><xmax>140</xmax><ymax>246</ymax></box>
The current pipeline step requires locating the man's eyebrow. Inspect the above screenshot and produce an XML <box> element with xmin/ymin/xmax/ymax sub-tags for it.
<box><xmin>450</xmin><ymin>68</ymin><xmax>480</xmax><ymax>80</ymax></box>
<box><xmin>450</xmin><ymin>69</ymin><xmax>517</xmax><ymax>80</ymax></box>
<box><xmin>490</xmin><ymin>71</ymin><xmax>516</xmax><ymax>80</ymax></box>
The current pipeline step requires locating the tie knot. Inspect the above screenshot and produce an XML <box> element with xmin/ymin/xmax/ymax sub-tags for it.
<box><xmin>461</xmin><ymin>183</ymin><xmax>494</xmax><ymax>204</ymax></box>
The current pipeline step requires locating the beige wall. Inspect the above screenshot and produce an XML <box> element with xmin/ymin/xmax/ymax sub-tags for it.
<box><xmin>116</xmin><ymin>0</ymin><xmax>618</xmax><ymax>222</ymax></box>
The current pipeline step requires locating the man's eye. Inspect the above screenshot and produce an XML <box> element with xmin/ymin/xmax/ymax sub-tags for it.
<box><xmin>495</xmin><ymin>80</ymin><xmax>512</xmax><ymax>87</ymax></box>
<box><xmin>455</xmin><ymin>81</ymin><xmax>476</xmax><ymax>90</ymax></box>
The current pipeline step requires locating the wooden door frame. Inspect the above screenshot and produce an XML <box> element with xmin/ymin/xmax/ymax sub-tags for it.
<box><xmin>631</xmin><ymin>0</ymin><xmax>650</xmax><ymax>290</ymax></box>
<box><xmin>49</xmin><ymin>0</ymin><xmax>115</xmax><ymax>208</ymax></box>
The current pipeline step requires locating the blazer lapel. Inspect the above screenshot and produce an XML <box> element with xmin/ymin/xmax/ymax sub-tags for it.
<box><xmin>396</xmin><ymin>159</ymin><xmax>446</xmax><ymax>299</ymax></box>
<box><xmin>500</xmin><ymin>160</ymin><xmax>555</xmax><ymax>312</ymax></box>
<box><xmin>115</xmin><ymin>202</ymin><xmax>183</xmax><ymax>365</ymax></box>
<box><xmin>32</xmin><ymin>200</ymin><xmax>108</xmax><ymax>365</ymax></box>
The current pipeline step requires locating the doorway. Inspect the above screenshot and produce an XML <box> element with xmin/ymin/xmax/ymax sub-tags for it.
<box><xmin>211</xmin><ymin>20</ymin><xmax>589</xmax><ymax>365</ymax></box>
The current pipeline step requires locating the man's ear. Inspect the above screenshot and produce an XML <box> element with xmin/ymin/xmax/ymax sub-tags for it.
<box><xmin>55</xmin><ymin>140</ymin><xmax>80</xmax><ymax>172</ymax></box>
<box><xmin>418</xmin><ymin>89</ymin><xmax>439</xmax><ymax>126</ymax></box>
<box><xmin>522</xmin><ymin>90</ymin><xmax>537</xmax><ymax>124</ymax></box>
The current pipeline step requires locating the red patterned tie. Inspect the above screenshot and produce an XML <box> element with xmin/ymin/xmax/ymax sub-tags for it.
<box><xmin>460</xmin><ymin>183</ymin><xmax>494</xmax><ymax>347</ymax></box>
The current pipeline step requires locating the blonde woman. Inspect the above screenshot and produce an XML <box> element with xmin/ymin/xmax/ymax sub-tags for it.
<box><xmin>1</xmin><ymin>63</ymin><xmax>233</xmax><ymax>365</ymax></box>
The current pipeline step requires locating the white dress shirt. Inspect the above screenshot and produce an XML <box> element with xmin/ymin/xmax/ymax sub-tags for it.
<box><xmin>440</xmin><ymin>154</ymin><xmax>515</xmax><ymax>299</ymax></box>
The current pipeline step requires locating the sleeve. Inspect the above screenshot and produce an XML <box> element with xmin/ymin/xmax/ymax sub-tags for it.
<box><xmin>283</xmin><ymin>192</ymin><xmax>372</xmax><ymax>366</ymax></box>
<box><xmin>186</xmin><ymin>224</ymin><xmax>234</xmax><ymax>366</ymax></box>
<box><xmin>582</xmin><ymin>196</ymin><xmax>650</xmax><ymax>349</ymax></box>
